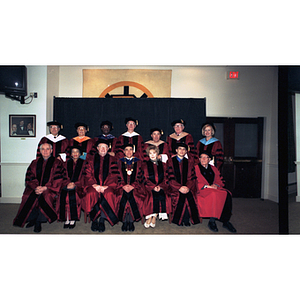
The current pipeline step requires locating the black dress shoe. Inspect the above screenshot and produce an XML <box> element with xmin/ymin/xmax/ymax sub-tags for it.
<box><xmin>128</xmin><ymin>222</ymin><xmax>135</xmax><ymax>232</ymax></box>
<box><xmin>91</xmin><ymin>220</ymin><xmax>99</xmax><ymax>232</ymax></box>
<box><xmin>121</xmin><ymin>222</ymin><xmax>128</xmax><ymax>232</ymax></box>
<box><xmin>63</xmin><ymin>223</ymin><xmax>70</xmax><ymax>229</ymax></box>
<box><xmin>208</xmin><ymin>221</ymin><xmax>218</xmax><ymax>232</ymax></box>
<box><xmin>183</xmin><ymin>221</ymin><xmax>191</xmax><ymax>226</ymax></box>
<box><xmin>69</xmin><ymin>222</ymin><xmax>76</xmax><ymax>229</ymax></box>
<box><xmin>33</xmin><ymin>222</ymin><xmax>42</xmax><ymax>233</ymax></box>
<box><xmin>98</xmin><ymin>221</ymin><xmax>105</xmax><ymax>232</ymax></box>
<box><xmin>222</xmin><ymin>221</ymin><xmax>237</xmax><ymax>233</ymax></box>
<box><xmin>26</xmin><ymin>220</ymin><xmax>36</xmax><ymax>228</ymax></box>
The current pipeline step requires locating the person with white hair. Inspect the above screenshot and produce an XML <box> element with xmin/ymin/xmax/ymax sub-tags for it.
<box><xmin>13</xmin><ymin>143</ymin><xmax>65</xmax><ymax>233</ymax></box>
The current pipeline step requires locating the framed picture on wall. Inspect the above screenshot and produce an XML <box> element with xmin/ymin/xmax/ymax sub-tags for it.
<box><xmin>9</xmin><ymin>115</ymin><xmax>36</xmax><ymax>137</ymax></box>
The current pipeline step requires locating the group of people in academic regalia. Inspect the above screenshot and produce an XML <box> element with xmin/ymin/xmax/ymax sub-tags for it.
<box><xmin>13</xmin><ymin>117</ymin><xmax>236</xmax><ymax>233</ymax></box>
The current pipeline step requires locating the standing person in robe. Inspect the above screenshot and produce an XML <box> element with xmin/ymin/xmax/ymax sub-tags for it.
<box><xmin>167</xmin><ymin>119</ymin><xmax>197</xmax><ymax>162</ymax></box>
<box><xmin>142</xmin><ymin>145</ymin><xmax>171</xmax><ymax>229</ymax></box>
<box><xmin>196</xmin><ymin>122</ymin><xmax>224</xmax><ymax>171</ymax></box>
<box><xmin>13</xmin><ymin>143</ymin><xmax>65</xmax><ymax>233</ymax></box>
<box><xmin>115</xmin><ymin>117</ymin><xmax>145</xmax><ymax>160</ymax></box>
<box><xmin>89</xmin><ymin>120</ymin><xmax>116</xmax><ymax>157</ymax></box>
<box><xmin>68</xmin><ymin>122</ymin><xmax>94</xmax><ymax>160</ymax></box>
<box><xmin>58</xmin><ymin>146</ymin><xmax>85</xmax><ymax>229</ymax></box>
<box><xmin>195</xmin><ymin>151</ymin><xmax>236</xmax><ymax>233</ymax></box>
<box><xmin>167</xmin><ymin>143</ymin><xmax>201</xmax><ymax>226</ymax></box>
<box><xmin>115</xmin><ymin>144</ymin><xmax>146</xmax><ymax>232</ymax></box>
<box><xmin>144</xmin><ymin>127</ymin><xmax>170</xmax><ymax>163</ymax></box>
<box><xmin>84</xmin><ymin>140</ymin><xmax>119</xmax><ymax>233</ymax></box>
<box><xmin>37</xmin><ymin>121</ymin><xmax>69</xmax><ymax>162</ymax></box>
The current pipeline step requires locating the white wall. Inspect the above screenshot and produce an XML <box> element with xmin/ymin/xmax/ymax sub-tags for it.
<box><xmin>0</xmin><ymin>66</ymin><xmax>47</xmax><ymax>203</ymax></box>
<box><xmin>0</xmin><ymin>65</ymin><xmax>278</xmax><ymax>203</ymax></box>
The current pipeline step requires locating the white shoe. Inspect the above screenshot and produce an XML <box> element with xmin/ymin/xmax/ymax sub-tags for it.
<box><xmin>150</xmin><ymin>222</ymin><xmax>156</xmax><ymax>228</ymax></box>
<box><xmin>144</xmin><ymin>222</ymin><xmax>150</xmax><ymax>229</ymax></box>
<box><xmin>159</xmin><ymin>213</ymin><xmax>168</xmax><ymax>220</ymax></box>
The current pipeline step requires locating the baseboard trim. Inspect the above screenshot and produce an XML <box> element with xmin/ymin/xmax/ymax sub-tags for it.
<box><xmin>0</xmin><ymin>197</ymin><xmax>21</xmax><ymax>204</ymax></box>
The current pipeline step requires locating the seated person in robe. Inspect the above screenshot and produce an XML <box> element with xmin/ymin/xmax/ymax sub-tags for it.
<box><xmin>167</xmin><ymin>143</ymin><xmax>201</xmax><ymax>226</ymax></box>
<box><xmin>115</xmin><ymin>144</ymin><xmax>146</xmax><ymax>232</ymax></box>
<box><xmin>58</xmin><ymin>146</ymin><xmax>85</xmax><ymax>229</ymax></box>
<box><xmin>84</xmin><ymin>140</ymin><xmax>119</xmax><ymax>233</ymax></box>
<box><xmin>13</xmin><ymin>143</ymin><xmax>65</xmax><ymax>233</ymax></box>
<box><xmin>115</xmin><ymin>117</ymin><xmax>145</xmax><ymax>160</ymax></box>
<box><xmin>167</xmin><ymin>119</ymin><xmax>197</xmax><ymax>162</ymax></box>
<box><xmin>37</xmin><ymin>121</ymin><xmax>69</xmax><ymax>162</ymax></box>
<box><xmin>142</xmin><ymin>145</ymin><xmax>171</xmax><ymax>229</ymax></box>
<box><xmin>195</xmin><ymin>151</ymin><xmax>236</xmax><ymax>233</ymax></box>
<box><xmin>68</xmin><ymin>122</ymin><xmax>94</xmax><ymax>160</ymax></box>
<box><xmin>89</xmin><ymin>120</ymin><xmax>116</xmax><ymax>157</ymax></box>
<box><xmin>144</xmin><ymin>127</ymin><xmax>170</xmax><ymax>162</ymax></box>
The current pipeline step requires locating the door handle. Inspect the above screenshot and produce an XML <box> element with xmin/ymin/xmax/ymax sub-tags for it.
<box><xmin>224</xmin><ymin>156</ymin><xmax>233</xmax><ymax>163</ymax></box>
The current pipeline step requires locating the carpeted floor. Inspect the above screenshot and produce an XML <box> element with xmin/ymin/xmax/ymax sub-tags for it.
<box><xmin>0</xmin><ymin>197</ymin><xmax>288</xmax><ymax>234</ymax></box>
<box><xmin>288</xmin><ymin>193</ymin><xmax>300</xmax><ymax>234</ymax></box>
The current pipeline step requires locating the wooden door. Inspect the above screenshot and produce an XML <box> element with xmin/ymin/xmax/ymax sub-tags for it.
<box><xmin>206</xmin><ymin>117</ymin><xmax>264</xmax><ymax>198</ymax></box>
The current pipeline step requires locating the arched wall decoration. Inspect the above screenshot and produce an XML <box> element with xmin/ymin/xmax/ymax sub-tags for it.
<box><xmin>99</xmin><ymin>81</ymin><xmax>154</xmax><ymax>98</ymax></box>
<box><xmin>82</xmin><ymin>69</ymin><xmax>171</xmax><ymax>97</ymax></box>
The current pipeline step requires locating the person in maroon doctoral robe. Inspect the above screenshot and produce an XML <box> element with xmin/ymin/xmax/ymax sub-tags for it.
<box><xmin>195</xmin><ymin>151</ymin><xmax>236</xmax><ymax>233</ymax></box>
<box><xmin>196</xmin><ymin>122</ymin><xmax>224</xmax><ymax>171</ymax></box>
<box><xmin>67</xmin><ymin>122</ymin><xmax>95</xmax><ymax>160</ymax></box>
<box><xmin>83</xmin><ymin>140</ymin><xmax>119</xmax><ymax>233</ymax></box>
<box><xmin>114</xmin><ymin>117</ymin><xmax>145</xmax><ymax>160</ymax></box>
<box><xmin>88</xmin><ymin>120</ymin><xmax>116</xmax><ymax>158</ymax></box>
<box><xmin>167</xmin><ymin>119</ymin><xmax>197</xmax><ymax>163</ymax></box>
<box><xmin>142</xmin><ymin>145</ymin><xmax>171</xmax><ymax>229</ymax></box>
<box><xmin>144</xmin><ymin>127</ymin><xmax>170</xmax><ymax>163</ymax></box>
<box><xmin>13</xmin><ymin>143</ymin><xmax>65</xmax><ymax>233</ymax></box>
<box><xmin>115</xmin><ymin>144</ymin><xmax>146</xmax><ymax>232</ymax></box>
<box><xmin>167</xmin><ymin>142</ymin><xmax>200</xmax><ymax>226</ymax></box>
<box><xmin>58</xmin><ymin>146</ymin><xmax>86</xmax><ymax>229</ymax></box>
<box><xmin>37</xmin><ymin>121</ymin><xmax>69</xmax><ymax>162</ymax></box>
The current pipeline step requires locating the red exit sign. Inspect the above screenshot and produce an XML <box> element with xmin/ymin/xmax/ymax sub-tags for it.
<box><xmin>227</xmin><ymin>71</ymin><xmax>239</xmax><ymax>79</ymax></box>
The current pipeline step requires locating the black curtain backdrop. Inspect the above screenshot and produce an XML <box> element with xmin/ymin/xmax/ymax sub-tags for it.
<box><xmin>53</xmin><ymin>97</ymin><xmax>206</xmax><ymax>144</ymax></box>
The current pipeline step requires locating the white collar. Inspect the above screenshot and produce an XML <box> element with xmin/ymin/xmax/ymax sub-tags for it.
<box><xmin>122</xmin><ymin>131</ymin><xmax>139</xmax><ymax>137</ymax></box>
<box><xmin>46</xmin><ymin>134</ymin><xmax>66</xmax><ymax>143</ymax></box>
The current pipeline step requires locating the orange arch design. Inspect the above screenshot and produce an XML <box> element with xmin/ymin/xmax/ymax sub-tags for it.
<box><xmin>99</xmin><ymin>81</ymin><xmax>154</xmax><ymax>98</ymax></box>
